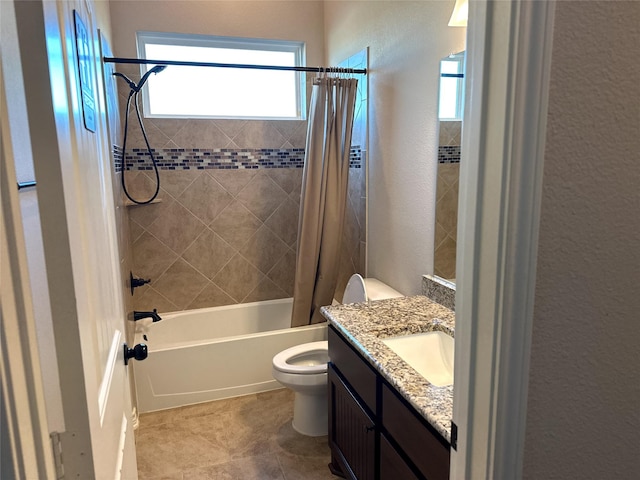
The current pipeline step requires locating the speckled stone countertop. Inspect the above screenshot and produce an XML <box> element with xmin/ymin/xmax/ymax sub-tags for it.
<box><xmin>320</xmin><ymin>295</ymin><xmax>455</xmax><ymax>442</ymax></box>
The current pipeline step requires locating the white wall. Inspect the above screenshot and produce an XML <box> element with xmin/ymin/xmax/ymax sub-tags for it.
<box><xmin>523</xmin><ymin>2</ymin><xmax>640</xmax><ymax>478</ymax></box>
<box><xmin>324</xmin><ymin>1</ymin><xmax>465</xmax><ymax>294</ymax></box>
<box><xmin>94</xmin><ymin>0</ymin><xmax>113</xmax><ymax>40</ymax></box>
<box><xmin>109</xmin><ymin>0</ymin><xmax>325</xmax><ymax>65</ymax></box>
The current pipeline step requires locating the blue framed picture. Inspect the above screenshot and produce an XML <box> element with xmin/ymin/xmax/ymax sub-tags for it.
<box><xmin>74</xmin><ymin>10</ymin><xmax>96</xmax><ymax>132</ymax></box>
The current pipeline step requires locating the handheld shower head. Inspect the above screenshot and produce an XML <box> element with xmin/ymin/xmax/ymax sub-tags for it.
<box><xmin>150</xmin><ymin>65</ymin><xmax>167</xmax><ymax>74</ymax></box>
<box><xmin>113</xmin><ymin>63</ymin><xmax>167</xmax><ymax>205</ymax></box>
<box><xmin>137</xmin><ymin>65</ymin><xmax>167</xmax><ymax>90</ymax></box>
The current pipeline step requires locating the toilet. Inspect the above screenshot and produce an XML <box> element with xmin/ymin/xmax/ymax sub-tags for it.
<box><xmin>272</xmin><ymin>341</ymin><xmax>329</xmax><ymax>436</ymax></box>
<box><xmin>272</xmin><ymin>274</ymin><xmax>403</xmax><ymax>436</ymax></box>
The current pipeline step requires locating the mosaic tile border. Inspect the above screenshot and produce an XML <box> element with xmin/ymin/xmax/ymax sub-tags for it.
<box><xmin>116</xmin><ymin>146</ymin><xmax>363</xmax><ymax>172</ymax></box>
<box><xmin>438</xmin><ymin>145</ymin><xmax>461</xmax><ymax>164</ymax></box>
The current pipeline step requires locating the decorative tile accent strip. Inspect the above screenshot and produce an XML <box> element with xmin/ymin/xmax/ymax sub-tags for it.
<box><xmin>422</xmin><ymin>275</ymin><xmax>456</xmax><ymax>311</ymax></box>
<box><xmin>122</xmin><ymin>146</ymin><xmax>363</xmax><ymax>171</ymax></box>
<box><xmin>438</xmin><ymin>145</ymin><xmax>461</xmax><ymax>164</ymax></box>
<box><xmin>124</xmin><ymin>148</ymin><xmax>304</xmax><ymax>171</ymax></box>
<box><xmin>113</xmin><ymin>145</ymin><xmax>124</xmax><ymax>172</ymax></box>
<box><xmin>349</xmin><ymin>146</ymin><xmax>362</xmax><ymax>168</ymax></box>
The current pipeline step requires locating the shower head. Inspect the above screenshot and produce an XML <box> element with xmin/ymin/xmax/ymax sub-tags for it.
<box><xmin>137</xmin><ymin>65</ymin><xmax>167</xmax><ymax>90</ymax></box>
<box><xmin>149</xmin><ymin>65</ymin><xmax>167</xmax><ymax>75</ymax></box>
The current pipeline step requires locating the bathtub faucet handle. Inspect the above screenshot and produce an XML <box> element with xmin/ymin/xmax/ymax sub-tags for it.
<box><xmin>133</xmin><ymin>309</ymin><xmax>162</xmax><ymax>323</ymax></box>
<box><xmin>130</xmin><ymin>271</ymin><xmax>151</xmax><ymax>295</ymax></box>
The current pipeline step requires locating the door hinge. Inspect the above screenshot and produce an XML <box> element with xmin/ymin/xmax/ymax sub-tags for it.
<box><xmin>50</xmin><ymin>431</ymin><xmax>65</xmax><ymax>479</ymax></box>
<box><xmin>450</xmin><ymin>421</ymin><xmax>458</xmax><ymax>450</ymax></box>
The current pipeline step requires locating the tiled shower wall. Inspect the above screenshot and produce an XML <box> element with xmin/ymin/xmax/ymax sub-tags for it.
<box><xmin>334</xmin><ymin>48</ymin><xmax>368</xmax><ymax>302</ymax></box>
<box><xmin>117</xmin><ymin>57</ymin><xmax>367</xmax><ymax>313</ymax></box>
<box><xmin>434</xmin><ymin>121</ymin><xmax>461</xmax><ymax>280</ymax></box>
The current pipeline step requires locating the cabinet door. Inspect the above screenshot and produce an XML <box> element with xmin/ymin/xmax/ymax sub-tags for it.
<box><xmin>328</xmin><ymin>326</ymin><xmax>377</xmax><ymax>412</ymax></box>
<box><xmin>328</xmin><ymin>365</ymin><xmax>376</xmax><ymax>480</ymax></box>
<box><xmin>382</xmin><ymin>384</ymin><xmax>450</xmax><ymax>480</ymax></box>
<box><xmin>380</xmin><ymin>434</ymin><xmax>420</xmax><ymax>480</ymax></box>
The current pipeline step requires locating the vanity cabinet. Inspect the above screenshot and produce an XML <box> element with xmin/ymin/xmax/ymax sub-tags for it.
<box><xmin>328</xmin><ymin>325</ymin><xmax>450</xmax><ymax>480</ymax></box>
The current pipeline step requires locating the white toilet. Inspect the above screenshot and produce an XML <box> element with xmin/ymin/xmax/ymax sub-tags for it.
<box><xmin>272</xmin><ymin>274</ymin><xmax>403</xmax><ymax>436</ymax></box>
<box><xmin>272</xmin><ymin>341</ymin><xmax>329</xmax><ymax>436</ymax></box>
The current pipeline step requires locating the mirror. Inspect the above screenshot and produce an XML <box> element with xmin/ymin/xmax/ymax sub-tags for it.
<box><xmin>433</xmin><ymin>51</ymin><xmax>465</xmax><ymax>283</ymax></box>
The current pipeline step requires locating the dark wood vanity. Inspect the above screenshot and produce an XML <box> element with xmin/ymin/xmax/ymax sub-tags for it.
<box><xmin>328</xmin><ymin>325</ymin><xmax>451</xmax><ymax>480</ymax></box>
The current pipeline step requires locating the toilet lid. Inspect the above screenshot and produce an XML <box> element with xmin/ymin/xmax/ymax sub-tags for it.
<box><xmin>343</xmin><ymin>274</ymin><xmax>367</xmax><ymax>304</ymax></box>
<box><xmin>273</xmin><ymin>341</ymin><xmax>329</xmax><ymax>374</ymax></box>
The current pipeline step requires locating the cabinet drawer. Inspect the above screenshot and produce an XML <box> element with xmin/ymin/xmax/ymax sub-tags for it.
<box><xmin>328</xmin><ymin>326</ymin><xmax>377</xmax><ymax>413</ymax></box>
<box><xmin>380</xmin><ymin>433</ymin><xmax>420</xmax><ymax>480</ymax></box>
<box><xmin>382</xmin><ymin>383</ymin><xmax>450</xmax><ymax>480</ymax></box>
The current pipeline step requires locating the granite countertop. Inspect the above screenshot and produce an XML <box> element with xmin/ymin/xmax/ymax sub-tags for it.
<box><xmin>320</xmin><ymin>295</ymin><xmax>455</xmax><ymax>442</ymax></box>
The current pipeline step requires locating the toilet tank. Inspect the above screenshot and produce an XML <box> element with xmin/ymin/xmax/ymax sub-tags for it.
<box><xmin>343</xmin><ymin>274</ymin><xmax>403</xmax><ymax>303</ymax></box>
<box><xmin>363</xmin><ymin>278</ymin><xmax>403</xmax><ymax>301</ymax></box>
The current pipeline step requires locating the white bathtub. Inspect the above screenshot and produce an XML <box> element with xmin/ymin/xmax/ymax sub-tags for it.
<box><xmin>133</xmin><ymin>298</ymin><xmax>327</xmax><ymax>413</ymax></box>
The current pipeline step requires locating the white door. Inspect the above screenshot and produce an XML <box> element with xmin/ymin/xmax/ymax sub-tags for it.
<box><xmin>6</xmin><ymin>0</ymin><xmax>138</xmax><ymax>478</ymax></box>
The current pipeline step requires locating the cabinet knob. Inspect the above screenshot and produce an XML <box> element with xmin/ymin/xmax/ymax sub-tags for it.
<box><xmin>365</xmin><ymin>425</ymin><xmax>375</xmax><ymax>432</ymax></box>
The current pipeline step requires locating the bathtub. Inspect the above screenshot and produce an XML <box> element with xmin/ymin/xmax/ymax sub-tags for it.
<box><xmin>133</xmin><ymin>298</ymin><xmax>327</xmax><ymax>413</ymax></box>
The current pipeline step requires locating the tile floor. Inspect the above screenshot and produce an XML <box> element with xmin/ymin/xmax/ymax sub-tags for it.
<box><xmin>135</xmin><ymin>389</ymin><xmax>340</xmax><ymax>479</ymax></box>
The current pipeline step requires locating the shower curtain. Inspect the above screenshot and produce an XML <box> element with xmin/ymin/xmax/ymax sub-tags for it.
<box><xmin>291</xmin><ymin>76</ymin><xmax>358</xmax><ymax>327</ymax></box>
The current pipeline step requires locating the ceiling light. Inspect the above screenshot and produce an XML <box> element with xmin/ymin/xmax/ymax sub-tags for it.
<box><xmin>448</xmin><ymin>0</ymin><xmax>468</xmax><ymax>27</ymax></box>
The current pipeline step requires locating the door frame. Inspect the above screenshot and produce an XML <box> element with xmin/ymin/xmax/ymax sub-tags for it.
<box><xmin>451</xmin><ymin>1</ymin><xmax>556</xmax><ymax>478</ymax></box>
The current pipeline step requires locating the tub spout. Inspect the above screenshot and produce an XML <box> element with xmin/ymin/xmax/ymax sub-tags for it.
<box><xmin>133</xmin><ymin>309</ymin><xmax>162</xmax><ymax>322</ymax></box>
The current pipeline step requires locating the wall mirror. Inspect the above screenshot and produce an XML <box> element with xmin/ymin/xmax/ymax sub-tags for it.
<box><xmin>433</xmin><ymin>51</ymin><xmax>465</xmax><ymax>283</ymax></box>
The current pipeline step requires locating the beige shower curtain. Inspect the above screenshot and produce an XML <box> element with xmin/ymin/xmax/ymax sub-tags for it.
<box><xmin>291</xmin><ymin>76</ymin><xmax>358</xmax><ymax>327</ymax></box>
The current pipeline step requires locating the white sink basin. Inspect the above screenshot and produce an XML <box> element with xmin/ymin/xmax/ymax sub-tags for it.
<box><xmin>382</xmin><ymin>331</ymin><xmax>454</xmax><ymax>386</ymax></box>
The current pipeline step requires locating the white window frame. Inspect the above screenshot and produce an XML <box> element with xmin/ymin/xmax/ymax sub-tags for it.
<box><xmin>136</xmin><ymin>31</ymin><xmax>306</xmax><ymax>120</ymax></box>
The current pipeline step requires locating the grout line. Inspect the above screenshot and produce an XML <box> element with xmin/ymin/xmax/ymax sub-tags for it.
<box><xmin>182</xmin><ymin>280</ymin><xmax>211</xmax><ymax>311</ymax></box>
<box><xmin>274</xmin><ymin>452</ymin><xmax>288</xmax><ymax>480</ymax></box>
<box><xmin>131</xmin><ymin>232</ymin><xmax>179</xmax><ymax>281</ymax></box>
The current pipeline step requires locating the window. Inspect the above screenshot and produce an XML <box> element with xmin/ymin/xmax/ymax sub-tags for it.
<box><xmin>438</xmin><ymin>52</ymin><xmax>465</xmax><ymax>121</ymax></box>
<box><xmin>137</xmin><ymin>32</ymin><xmax>306</xmax><ymax>120</ymax></box>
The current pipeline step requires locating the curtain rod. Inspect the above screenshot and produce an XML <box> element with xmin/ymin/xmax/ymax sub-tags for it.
<box><xmin>103</xmin><ymin>57</ymin><xmax>367</xmax><ymax>75</ymax></box>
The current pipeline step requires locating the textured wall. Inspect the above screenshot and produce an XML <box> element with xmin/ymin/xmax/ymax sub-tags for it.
<box><xmin>324</xmin><ymin>1</ymin><xmax>466</xmax><ymax>294</ymax></box>
<box><xmin>109</xmin><ymin>1</ymin><xmax>325</xmax><ymax>63</ymax></box>
<box><xmin>523</xmin><ymin>2</ymin><xmax>640</xmax><ymax>478</ymax></box>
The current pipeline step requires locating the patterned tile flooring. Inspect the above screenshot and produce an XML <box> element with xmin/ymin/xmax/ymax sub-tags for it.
<box><xmin>135</xmin><ymin>389</ymin><xmax>339</xmax><ymax>479</ymax></box>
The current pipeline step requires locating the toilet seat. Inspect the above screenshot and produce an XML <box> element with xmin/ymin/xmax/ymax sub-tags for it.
<box><xmin>272</xmin><ymin>341</ymin><xmax>328</xmax><ymax>375</ymax></box>
<box><xmin>343</xmin><ymin>274</ymin><xmax>367</xmax><ymax>304</ymax></box>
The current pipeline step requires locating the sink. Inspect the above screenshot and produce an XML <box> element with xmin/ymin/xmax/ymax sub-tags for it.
<box><xmin>382</xmin><ymin>331</ymin><xmax>454</xmax><ymax>386</ymax></box>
